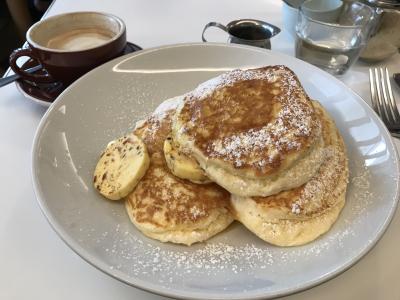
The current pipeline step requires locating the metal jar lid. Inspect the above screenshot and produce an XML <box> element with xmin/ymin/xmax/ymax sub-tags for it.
<box><xmin>364</xmin><ymin>0</ymin><xmax>400</xmax><ymax>9</ymax></box>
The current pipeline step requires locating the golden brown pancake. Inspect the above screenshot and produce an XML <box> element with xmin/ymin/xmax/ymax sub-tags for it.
<box><xmin>230</xmin><ymin>101</ymin><xmax>349</xmax><ymax>246</ymax></box>
<box><xmin>125</xmin><ymin>99</ymin><xmax>233</xmax><ymax>245</ymax></box>
<box><xmin>134</xmin><ymin>111</ymin><xmax>175</xmax><ymax>156</ymax></box>
<box><xmin>172</xmin><ymin>66</ymin><xmax>325</xmax><ymax>197</ymax></box>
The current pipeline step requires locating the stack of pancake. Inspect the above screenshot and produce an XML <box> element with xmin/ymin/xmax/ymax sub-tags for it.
<box><xmin>96</xmin><ymin>65</ymin><xmax>349</xmax><ymax>247</ymax></box>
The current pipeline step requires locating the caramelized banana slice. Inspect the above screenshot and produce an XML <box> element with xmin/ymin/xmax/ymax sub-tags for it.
<box><xmin>164</xmin><ymin>136</ymin><xmax>210</xmax><ymax>184</ymax></box>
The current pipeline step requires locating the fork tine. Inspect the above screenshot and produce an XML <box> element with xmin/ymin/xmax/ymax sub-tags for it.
<box><xmin>384</xmin><ymin>67</ymin><xmax>400</xmax><ymax>125</ymax></box>
<box><xmin>374</xmin><ymin>68</ymin><xmax>390</xmax><ymax>126</ymax></box>
<box><xmin>369</xmin><ymin>68</ymin><xmax>379</xmax><ymax>114</ymax></box>
<box><xmin>379</xmin><ymin>67</ymin><xmax>396</xmax><ymax>126</ymax></box>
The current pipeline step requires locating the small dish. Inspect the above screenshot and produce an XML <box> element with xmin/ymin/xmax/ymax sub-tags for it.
<box><xmin>15</xmin><ymin>42</ymin><xmax>142</xmax><ymax>107</ymax></box>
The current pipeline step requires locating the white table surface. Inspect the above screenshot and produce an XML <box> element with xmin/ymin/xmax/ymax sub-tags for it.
<box><xmin>1</xmin><ymin>0</ymin><xmax>400</xmax><ymax>299</ymax></box>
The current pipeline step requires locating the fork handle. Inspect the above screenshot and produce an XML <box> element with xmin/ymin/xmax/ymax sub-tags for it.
<box><xmin>390</xmin><ymin>131</ymin><xmax>400</xmax><ymax>139</ymax></box>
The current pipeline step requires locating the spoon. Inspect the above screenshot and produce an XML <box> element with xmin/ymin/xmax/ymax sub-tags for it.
<box><xmin>0</xmin><ymin>65</ymin><xmax>42</xmax><ymax>88</ymax></box>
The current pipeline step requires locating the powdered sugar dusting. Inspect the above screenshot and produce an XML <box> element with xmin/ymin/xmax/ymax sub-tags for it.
<box><xmin>190</xmin><ymin>206</ymin><xmax>206</xmax><ymax>218</ymax></box>
<box><xmin>208</xmin><ymin>101</ymin><xmax>313</xmax><ymax>169</ymax></box>
<box><xmin>349</xmin><ymin>163</ymin><xmax>373</xmax><ymax>216</ymax></box>
<box><xmin>133</xmin><ymin>95</ymin><xmax>183</xmax><ymax>153</ymax></box>
<box><xmin>153</xmin><ymin>95</ymin><xmax>183</xmax><ymax>117</ymax></box>
<box><xmin>291</xmin><ymin>203</ymin><xmax>301</xmax><ymax>214</ymax></box>
<box><xmin>189</xmin><ymin>68</ymin><xmax>277</xmax><ymax>100</ymax></box>
<box><xmin>70</xmin><ymin>154</ymin><xmax>388</xmax><ymax>297</ymax></box>
<box><xmin>291</xmin><ymin>146</ymin><xmax>346</xmax><ymax>215</ymax></box>
<box><xmin>181</xmin><ymin>66</ymin><xmax>318</xmax><ymax>172</ymax></box>
<box><xmin>78</xmin><ymin>217</ymin><xmax>356</xmax><ymax>289</ymax></box>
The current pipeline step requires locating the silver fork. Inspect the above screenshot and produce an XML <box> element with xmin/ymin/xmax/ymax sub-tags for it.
<box><xmin>369</xmin><ymin>67</ymin><xmax>400</xmax><ymax>138</ymax></box>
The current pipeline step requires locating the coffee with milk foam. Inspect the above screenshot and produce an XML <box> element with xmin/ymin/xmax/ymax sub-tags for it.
<box><xmin>46</xmin><ymin>28</ymin><xmax>114</xmax><ymax>51</ymax></box>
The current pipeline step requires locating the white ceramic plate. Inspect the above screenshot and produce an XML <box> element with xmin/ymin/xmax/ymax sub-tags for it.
<box><xmin>32</xmin><ymin>43</ymin><xmax>400</xmax><ymax>300</ymax></box>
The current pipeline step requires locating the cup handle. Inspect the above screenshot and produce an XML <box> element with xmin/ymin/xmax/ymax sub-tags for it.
<box><xmin>202</xmin><ymin>22</ymin><xmax>228</xmax><ymax>42</ymax></box>
<box><xmin>9</xmin><ymin>47</ymin><xmax>54</xmax><ymax>83</ymax></box>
